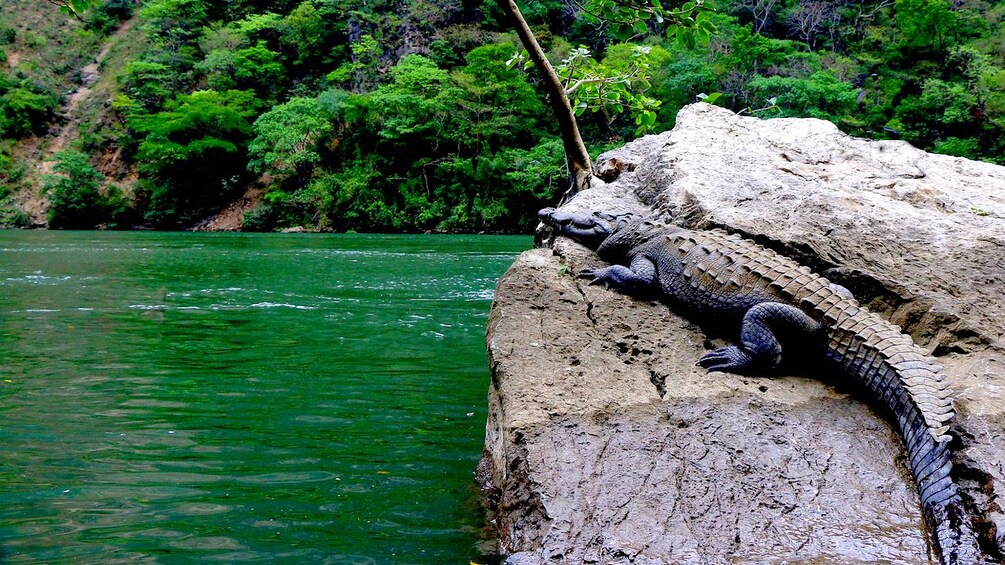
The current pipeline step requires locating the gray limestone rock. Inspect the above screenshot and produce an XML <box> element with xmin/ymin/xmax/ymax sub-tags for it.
<box><xmin>481</xmin><ymin>104</ymin><xmax>1005</xmax><ymax>563</ymax></box>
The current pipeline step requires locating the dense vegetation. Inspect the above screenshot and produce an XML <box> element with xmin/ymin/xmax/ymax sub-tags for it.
<box><xmin>1</xmin><ymin>0</ymin><xmax>1003</xmax><ymax>231</ymax></box>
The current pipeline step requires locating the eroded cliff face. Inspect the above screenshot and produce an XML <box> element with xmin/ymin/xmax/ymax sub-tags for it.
<box><xmin>481</xmin><ymin>104</ymin><xmax>1005</xmax><ymax>564</ymax></box>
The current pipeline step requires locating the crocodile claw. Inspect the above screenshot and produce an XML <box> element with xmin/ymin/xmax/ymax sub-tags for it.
<box><xmin>698</xmin><ymin>346</ymin><xmax>753</xmax><ymax>373</ymax></box>
<box><xmin>577</xmin><ymin>268</ymin><xmax>610</xmax><ymax>289</ymax></box>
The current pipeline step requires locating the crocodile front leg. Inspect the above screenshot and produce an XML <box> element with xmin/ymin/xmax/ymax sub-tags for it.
<box><xmin>578</xmin><ymin>256</ymin><xmax>657</xmax><ymax>294</ymax></box>
<box><xmin>699</xmin><ymin>302</ymin><xmax>823</xmax><ymax>373</ymax></box>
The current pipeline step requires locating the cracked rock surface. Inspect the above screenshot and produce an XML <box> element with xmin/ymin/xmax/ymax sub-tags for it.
<box><xmin>480</xmin><ymin>104</ymin><xmax>1005</xmax><ymax>563</ymax></box>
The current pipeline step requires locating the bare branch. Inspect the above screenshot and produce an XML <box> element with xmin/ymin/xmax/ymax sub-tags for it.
<box><xmin>737</xmin><ymin>0</ymin><xmax>780</xmax><ymax>34</ymax></box>
<box><xmin>788</xmin><ymin>1</ymin><xmax>834</xmax><ymax>49</ymax></box>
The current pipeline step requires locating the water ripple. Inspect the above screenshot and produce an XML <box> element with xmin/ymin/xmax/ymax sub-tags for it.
<box><xmin>0</xmin><ymin>231</ymin><xmax>530</xmax><ymax>564</ymax></box>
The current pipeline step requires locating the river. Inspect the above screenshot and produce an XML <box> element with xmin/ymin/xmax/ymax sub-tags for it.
<box><xmin>0</xmin><ymin>231</ymin><xmax>529</xmax><ymax>563</ymax></box>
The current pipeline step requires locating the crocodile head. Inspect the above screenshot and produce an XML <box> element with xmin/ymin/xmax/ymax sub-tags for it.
<box><xmin>538</xmin><ymin>207</ymin><xmax>627</xmax><ymax>250</ymax></box>
<box><xmin>538</xmin><ymin>207</ymin><xmax>661</xmax><ymax>260</ymax></box>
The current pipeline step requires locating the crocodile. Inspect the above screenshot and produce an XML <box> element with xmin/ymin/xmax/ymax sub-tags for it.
<box><xmin>538</xmin><ymin>206</ymin><xmax>982</xmax><ymax>565</ymax></box>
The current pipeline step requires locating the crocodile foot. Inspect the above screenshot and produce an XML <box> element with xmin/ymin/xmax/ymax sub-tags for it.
<box><xmin>698</xmin><ymin>345</ymin><xmax>754</xmax><ymax>373</ymax></box>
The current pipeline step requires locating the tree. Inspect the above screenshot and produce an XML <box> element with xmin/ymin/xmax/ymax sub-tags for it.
<box><xmin>195</xmin><ymin>41</ymin><xmax>286</xmax><ymax>99</ymax></box>
<box><xmin>748</xmin><ymin>71</ymin><xmax>858</xmax><ymax>121</ymax></box>
<box><xmin>497</xmin><ymin>0</ymin><xmax>593</xmax><ymax>192</ymax></box>
<box><xmin>787</xmin><ymin>1</ymin><xmax>835</xmax><ymax>50</ymax></box>
<box><xmin>894</xmin><ymin>0</ymin><xmax>957</xmax><ymax>53</ymax></box>
<box><xmin>451</xmin><ymin>43</ymin><xmax>548</xmax><ymax>155</ymax></box>
<box><xmin>497</xmin><ymin>0</ymin><xmax>715</xmax><ymax>191</ymax></box>
<box><xmin>248</xmin><ymin>96</ymin><xmax>336</xmax><ymax>186</ymax></box>
<box><xmin>120</xmin><ymin>60</ymin><xmax>175</xmax><ymax>111</ymax></box>
<box><xmin>554</xmin><ymin>44</ymin><xmax>664</xmax><ymax>134</ymax></box>
<box><xmin>367</xmin><ymin>55</ymin><xmax>454</xmax><ymax>144</ymax></box>
<box><xmin>1</xmin><ymin>84</ymin><xmax>59</xmax><ymax>138</ymax></box>
<box><xmin>738</xmin><ymin>0</ymin><xmax>780</xmax><ymax>34</ymax></box>
<box><xmin>128</xmin><ymin>89</ymin><xmax>259</xmax><ymax>225</ymax></box>
<box><xmin>43</xmin><ymin>152</ymin><xmax>124</xmax><ymax>229</ymax></box>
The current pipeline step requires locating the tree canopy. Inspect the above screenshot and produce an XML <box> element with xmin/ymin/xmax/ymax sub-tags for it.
<box><xmin>1</xmin><ymin>0</ymin><xmax>1002</xmax><ymax>231</ymax></box>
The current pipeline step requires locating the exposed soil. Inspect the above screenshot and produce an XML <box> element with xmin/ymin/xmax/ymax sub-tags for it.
<box><xmin>41</xmin><ymin>19</ymin><xmax>130</xmax><ymax>169</ymax></box>
<box><xmin>192</xmin><ymin>186</ymin><xmax>265</xmax><ymax>231</ymax></box>
<box><xmin>9</xmin><ymin>19</ymin><xmax>133</xmax><ymax>226</ymax></box>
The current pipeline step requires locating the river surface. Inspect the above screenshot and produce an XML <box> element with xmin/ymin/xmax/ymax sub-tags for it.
<box><xmin>0</xmin><ymin>231</ymin><xmax>529</xmax><ymax>563</ymax></box>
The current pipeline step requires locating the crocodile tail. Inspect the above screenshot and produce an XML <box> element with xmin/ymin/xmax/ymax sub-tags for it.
<box><xmin>826</xmin><ymin>310</ymin><xmax>982</xmax><ymax>564</ymax></box>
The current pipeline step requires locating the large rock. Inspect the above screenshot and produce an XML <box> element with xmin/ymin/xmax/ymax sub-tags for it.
<box><xmin>481</xmin><ymin>104</ymin><xmax>1005</xmax><ymax>564</ymax></box>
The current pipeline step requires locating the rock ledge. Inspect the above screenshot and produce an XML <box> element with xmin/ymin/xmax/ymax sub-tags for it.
<box><xmin>481</xmin><ymin>104</ymin><xmax>1005</xmax><ymax>564</ymax></box>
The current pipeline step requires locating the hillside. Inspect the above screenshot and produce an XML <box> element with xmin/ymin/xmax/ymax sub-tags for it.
<box><xmin>0</xmin><ymin>0</ymin><xmax>1002</xmax><ymax>232</ymax></box>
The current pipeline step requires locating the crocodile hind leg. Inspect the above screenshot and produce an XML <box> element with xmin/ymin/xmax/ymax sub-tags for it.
<box><xmin>699</xmin><ymin>302</ymin><xmax>823</xmax><ymax>373</ymax></box>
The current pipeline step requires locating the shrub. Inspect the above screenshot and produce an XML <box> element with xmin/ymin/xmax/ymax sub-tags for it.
<box><xmin>241</xmin><ymin>203</ymin><xmax>278</xmax><ymax>232</ymax></box>
<box><xmin>43</xmin><ymin>152</ymin><xmax>125</xmax><ymax>229</ymax></box>
<box><xmin>1</xmin><ymin>85</ymin><xmax>59</xmax><ymax>138</ymax></box>
<box><xmin>0</xmin><ymin>205</ymin><xmax>32</xmax><ymax>228</ymax></box>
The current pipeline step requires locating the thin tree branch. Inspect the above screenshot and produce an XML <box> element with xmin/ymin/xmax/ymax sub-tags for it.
<box><xmin>498</xmin><ymin>0</ymin><xmax>595</xmax><ymax>190</ymax></box>
<box><xmin>43</xmin><ymin>0</ymin><xmax>87</xmax><ymax>21</ymax></box>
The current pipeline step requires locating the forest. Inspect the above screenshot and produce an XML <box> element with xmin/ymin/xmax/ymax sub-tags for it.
<box><xmin>0</xmin><ymin>0</ymin><xmax>1002</xmax><ymax>232</ymax></box>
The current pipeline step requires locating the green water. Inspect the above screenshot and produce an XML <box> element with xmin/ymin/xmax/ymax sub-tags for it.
<box><xmin>0</xmin><ymin>231</ymin><xmax>528</xmax><ymax>563</ymax></box>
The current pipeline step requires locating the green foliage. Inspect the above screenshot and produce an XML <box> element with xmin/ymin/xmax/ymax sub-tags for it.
<box><xmin>121</xmin><ymin>60</ymin><xmax>174</xmax><ymax>110</ymax></box>
<box><xmin>43</xmin><ymin>151</ymin><xmax>125</xmax><ymax>229</ymax></box>
<box><xmin>894</xmin><ymin>0</ymin><xmax>957</xmax><ymax>52</ymax></box>
<box><xmin>128</xmin><ymin>89</ymin><xmax>258</xmax><ymax>226</ymax></box>
<box><xmin>749</xmin><ymin>71</ymin><xmax>858</xmax><ymax>121</ymax></box>
<box><xmin>301</xmin><ymin>159</ymin><xmax>391</xmax><ymax>231</ymax></box>
<box><xmin>282</xmin><ymin>1</ymin><xmax>328</xmax><ymax>66</ymax></box>
<box><xmin>131</xmin><ymin>89</ymin><xmax>258</xmax><ymax>165</ymax></box>
<box><xmin>725</xmin><ymin>24</ymin><xmax>798</xmax><ymax>73</ymax></box>
<box><xmin>241</xmin><ymin>203</ymin><xmax>278</xmax><ymax>231</ymax></box>
<box><xmin>196</xmin><ymin>41</ymin><xmax>285</xmax><ymax>99</ymax></box>
<box><xmin>231</xmin><ymin>12</ymin><xmax>284</xmax><ymax>41</ymax></box>
<box><xmin>0</xmin><ymin>83</ymin><xmax>59</xmax><ymax>138</ymax></box>
<box><xmin>507</xmin><ymin>40</ymin><xmax>664</xmax><ymax>135</ymax></box>
<box><xmin>580</xmin><ymin>0</ymin><xmax>717</xmax><ymax>46</ymax></box>
<box><xmin>934</xmin><ymin>137</ymin><xmax>979</xmax><ymax>159</ymax></box>
<box><xmin>893</xmin><ymin>78</ymin><xmax>980</xmax><ymax>149</ymax></box>
<box><xmin>248</xmin><ymin>95</ymin><xmax>336</xmax><ymax>184</ymax></box>
<box><xmin>550</xmin><ymin>44</ymin><xmax>663</xmax><ymax>133</ymax></box>
<box><xmin>326</xmin><ymin>34</ymin><xmax>382</xmax><ymax>89</ymax></box>
<box><xmin>139</xmin><ymin>0</ymin><xmax>208</xmax><ymax>47</ymax></box>
<box><xmin>0</xmin><ymin>205</ymin><xmax>32</xmax><ymax>228</ymax></box>
<box><xmin>50</xmin><ymin>0</ymin><xmax>96</xmax><ymax>18</ymax></box>
<box><xmin>88</xmin><ymin>0</ymin><xmax>136</xmax><ymax>34</ymax></box>
<box><xmin>21</xmin><ymin>0</ymin><xmax>1005</xmax><ymax>232</ymax></box>
<box><xmin>368</xmin><ymin>55</ymin><xmax>453</xmax><ymax>141</ymax></box>
<box><xmin>250</xmin><ymin>44</ymin><xmax>560</xmax><ymax>232</ymax></box>
<box><xmin>648</xmin><ymin>48</ymin><xmax>717</xmax><ymax>126</ymax></box>
<box><xmin>0</xmin><ymin>141</ymin><xmax>25</xmax><ymax>186</ymax></box>
<box><xmin>451</xmin><ymin>43</ymin><xmax>547</xmax><ymax>146</ymax></box>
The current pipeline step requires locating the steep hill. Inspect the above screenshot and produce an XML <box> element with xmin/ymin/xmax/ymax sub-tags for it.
<box><xmin>1</xmin><ymin>0</ymin><xmax>1002</xmax><ymax>232</ymax></box>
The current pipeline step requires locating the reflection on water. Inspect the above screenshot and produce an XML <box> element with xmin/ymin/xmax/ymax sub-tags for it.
<box><xmin>0</xmin><ymin>231</ymin><xmax>528</xmax><ymax>563</ymax></box>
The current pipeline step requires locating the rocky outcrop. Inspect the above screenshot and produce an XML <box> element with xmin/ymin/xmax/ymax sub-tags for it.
<box><xmin>481</xmin><ymin>104</ymin><xmax>1005</xmax><ymax>563</ymax></box>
